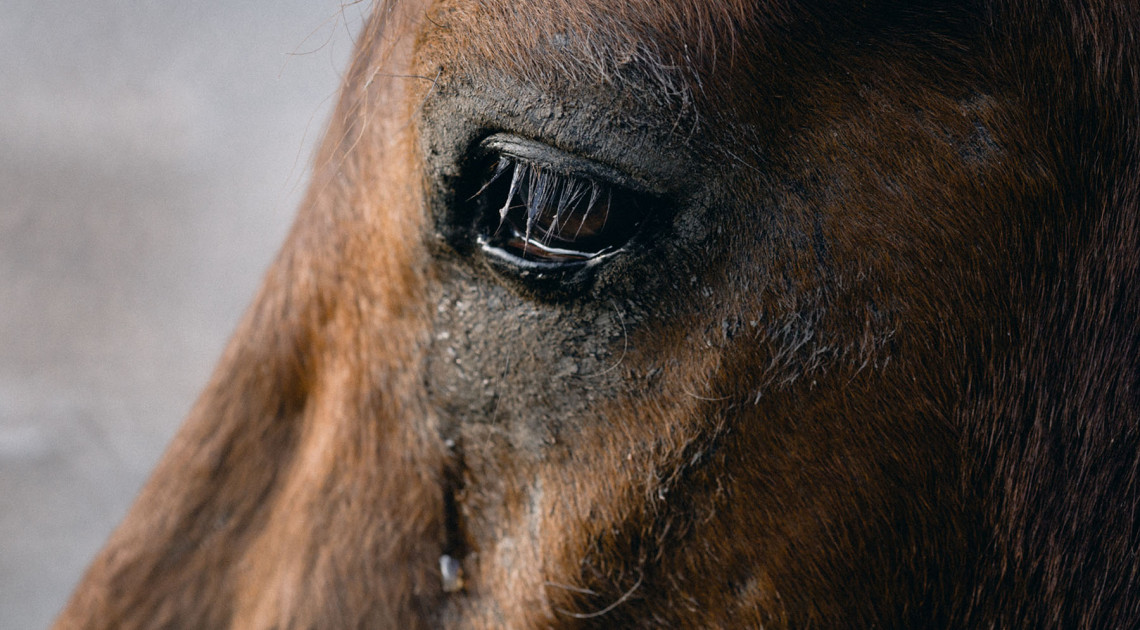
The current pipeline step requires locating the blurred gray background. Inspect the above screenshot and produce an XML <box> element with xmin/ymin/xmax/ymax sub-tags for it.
<box><xmin>0</xmin><ymin>2</ymin><xmax>364</xmax><ymax>627</ymax></box>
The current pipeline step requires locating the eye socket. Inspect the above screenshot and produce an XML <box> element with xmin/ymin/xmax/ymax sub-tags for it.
<box><xmin>468</xmin><ymin>145</ymin><xmax>650</xmax><ymax>268</ymax></box>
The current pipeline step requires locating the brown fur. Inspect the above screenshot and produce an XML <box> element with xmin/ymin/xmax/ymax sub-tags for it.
<box><xmin>56</xmin><ymin>1</ymin><xmax>1139</xmax><ymax>627</ymax></box>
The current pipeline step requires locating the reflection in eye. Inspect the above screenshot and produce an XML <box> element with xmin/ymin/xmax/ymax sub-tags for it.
<box><xmin>472</xmin><ymin>155</ymin><xmax>646</xmax><ymax>263</ymax></box>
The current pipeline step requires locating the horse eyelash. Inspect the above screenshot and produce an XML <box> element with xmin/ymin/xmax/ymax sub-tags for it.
<box><xmin>473</xmin><ymin>155</ymin><xmax>609</xmax><ymax>245</ymax></box>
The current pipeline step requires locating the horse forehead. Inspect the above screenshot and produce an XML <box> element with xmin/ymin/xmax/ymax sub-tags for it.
<box><xmin>418</xmin><ymin>0</ymin><xmax>779</xmax><ymax>83</ymax></box>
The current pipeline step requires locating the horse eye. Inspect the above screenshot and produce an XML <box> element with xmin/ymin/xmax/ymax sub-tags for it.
<box><xmin>470</xmin><ymin>152</ymin><xmax>648</xmax><ymax>267</ymax></box>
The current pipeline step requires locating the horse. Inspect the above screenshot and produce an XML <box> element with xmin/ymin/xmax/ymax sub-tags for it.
<box><xmin>56</xmin><ymin>0</ymin><xmax>1140</xmax><ymax>627</ymax></box>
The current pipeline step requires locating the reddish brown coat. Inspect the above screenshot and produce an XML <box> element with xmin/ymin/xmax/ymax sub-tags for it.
<box><xmin>56</xmin><ymin>1</ymin><xmax>1140</xmax><ymax>627</ymax></box>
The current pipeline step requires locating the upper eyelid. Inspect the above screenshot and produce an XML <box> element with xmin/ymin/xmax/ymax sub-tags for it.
<box><xmin>478</xmin><ymin>134</ymin><xmax>660</xmax><ymax>196</ymax></box>
<box><xmin>472</xmin><ymin>154</ymin><xmax>610</xmax><ymax>231</ymax></box>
